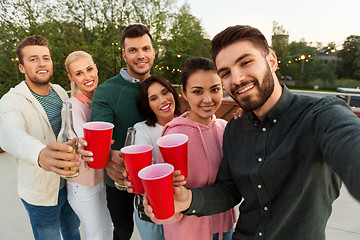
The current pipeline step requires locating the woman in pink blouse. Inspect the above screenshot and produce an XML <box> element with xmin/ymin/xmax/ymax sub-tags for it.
<box><xmin>65</xmin><ymin>51</ymin><xmax>113</xmax><ymax>240</ymax></box>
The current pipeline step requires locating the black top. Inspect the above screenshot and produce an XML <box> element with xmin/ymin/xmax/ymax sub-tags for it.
<box><xmin>186</xmin><ymin>86</ymin><xmax>360</xmax><ymax>240</ymax></box>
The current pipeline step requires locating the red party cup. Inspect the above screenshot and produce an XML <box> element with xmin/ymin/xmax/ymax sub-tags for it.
<box><xmin>157</xmin><ymin>133</ymin><xmax>188</xmax><ymax>179</ymax></box>
<box><xmin>138</xmin><ymin>163</ymin><xmax>175</xmax><ymax>220</ymax></box>
<box><xmin>82</xmin><ymin>121</ymin><xmax>114</xmax><ymax>169</ymax></box>
<box><xmin>121</xmin><ymin>144</ymin><xmax>153</xmax><ymax>194</ymax></box>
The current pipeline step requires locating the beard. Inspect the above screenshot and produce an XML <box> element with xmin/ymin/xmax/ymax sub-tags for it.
<box><xmin>230</xmin><ymin>64</ymin><xmax>274</xmax><ymax>112</ymax></box>
<box><xmin>26</xmin><ymin>72</ymin><xmax>52</xmax><ymax>86</ymax></box>
<box><xmin>128</xmin><ymin>63</ymin><xmax>151</xmax><ymax>76</ymax></box>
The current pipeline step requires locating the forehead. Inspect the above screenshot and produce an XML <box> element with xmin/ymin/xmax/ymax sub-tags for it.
<box><xmin>69</xmin><ymin>57</ymin><xmax>94</xmax><ymax>72</ymax></box>
<box><xmin>187</xmin><ymin>70</ymin><xmax>221</xmax><ymax>87</ymax></box>
<box><xmin>123</xmin><ymin>34</ymin><xmax>152</xmax><ymax>49</ymax></box>
<box><xmin>215</xmin><ymin>40</ymin><xmax>263</xmax><ymax>69</ymax></box>
<box><xmin>148</xmin><ymin>82</ymin><xmax>166</xmax><ymax>95</ymax></box>
<box><xmin>21</xmin><ymin>45</ymin><xmax>51</xmax><ymax>58</ymax></box>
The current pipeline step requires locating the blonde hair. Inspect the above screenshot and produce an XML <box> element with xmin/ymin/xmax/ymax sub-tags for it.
<box><xmin>65</xmin><ymin>51</ymin><xmax>94</xmax><ymax>97</ymax></box>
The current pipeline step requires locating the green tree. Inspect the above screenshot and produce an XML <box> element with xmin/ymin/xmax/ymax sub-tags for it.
<box><xmin>271</xmin><ymin>21</ymin><xmax>290</xmax><ymax>59</ymax></box>
<box><xmin>337</xmin><ymin>35</ymin><xmax>360</xmax><ymax>79</ymax></box>
<box><xmin>156</xmin><ymin>3</ymin><xmax>211</xmax><ymax>84</ymax></box>
<box><xmin>0</xmin><ymin>0</ymin><xmax>209</xmax><ymax>97</ymax></box>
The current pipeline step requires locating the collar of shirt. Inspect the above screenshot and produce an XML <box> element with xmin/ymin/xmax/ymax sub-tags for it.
<box><xmin>248</xmin><ymin>85</ymin><xmax>294</xmax><ymax>126</ymax></box>
<box><xmin>75</xmin><ymin>92</ymin><xmax>91</xmax><ymax>107</ymax></box>
<box><xmin>120</xmin><ymin>67</ymin><xmax>141</xmax><ymax>84</ymax></box>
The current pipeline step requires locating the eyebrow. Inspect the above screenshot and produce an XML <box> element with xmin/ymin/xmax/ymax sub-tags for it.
<box><xmin>74</xmin><ymin>65</ymin><xmax>91</xmax><ymax>73</ymax></box>
<box><xmin>217</xmin><ymin>53</ymin><xmax>252</xmax><ymax>74</ymax></box>
<box><xmin>210</xmin><ymin>84</ymin><xmax>221</xmax><ymax>88</ymax></box>
<box><xmin>190</xmin><ymin>86</ymin><xmax>203</xmax><ymax>89</ymax></box>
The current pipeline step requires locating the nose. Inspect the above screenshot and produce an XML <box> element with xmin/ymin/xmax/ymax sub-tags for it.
<box><xmin>137</xmin><ymin>50</ymin><xmax>145</xmax><ymax>59</ymax></box>
<box><xmin>202</xmin><ymin>92</ymin><xmax>212</xmax><ymax>103</ymax></box>
<box><xmin>38</xmin><ymin>58</ymin><xmax>46</xmax><ymax>66</ymax></box>
<box><xmin>231</xmin><ymin>69</ymin><xmax>245</xmax><ymax>85</ymax></box>
<box><xmin>83</xmin><ymin>72</ymin><xmax>90</xmax><ymax>80</ymax></box>
<box><xmin>159</xmin><ymin>94</ymin><xmax>167</xmax><ymax>104</ymax></box>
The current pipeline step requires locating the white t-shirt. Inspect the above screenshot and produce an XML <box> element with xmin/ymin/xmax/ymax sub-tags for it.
<box><xmin>133</xmin><ymin>121</ymin><xmax>163</xmax><ymax>164</ymax></box>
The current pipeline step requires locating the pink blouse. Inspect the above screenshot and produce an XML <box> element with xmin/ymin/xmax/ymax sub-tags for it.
<box><xmin>66</xmin><ymin>93</ymin><xmax>104</xmax><ymax>186</ymax></box>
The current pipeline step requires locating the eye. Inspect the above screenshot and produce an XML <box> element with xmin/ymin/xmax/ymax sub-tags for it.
<box><xmin>149</xmin><ymin>96</ymin><xmax>157</xmax><ymax>101</ymax></box>
<box><xmin>87</xmin><ymin>67</ymin><xmax>93</xmax><ymax>72</ymax></box>
<box><xmin>30</xmin><ymin>58</ymin><xmax>36</xmax><ymax>62</ymax></box>
<box><xmin>211</xmin><ymin>88</ymin><xmax>220</xmax><ymax>93</ymax></box>
<box><xmin>241</xmin><ymin>60</ymin><xmax>252</xmax><ymax>67</ymax></box>
<box><xmin>129</xmin><ymin>49</ymin><xmax>136</xmax><ymax>53</ymax></box>
<box><xmin>193</xmin><ymin>90</ymin><xmax>202</xmax><ymax>94</ymax></box>
<box><xmin>162</xmin><ymin>89</ymin><xmax>169</xmax><ymax>95</ymax></box>
<box><xmin>144</xmin><ymin>46</ymin><xmax>151</xmax><ymax>51</ymax></box>
<box><xmin>75</xmin><ymin>72</ymin><xmax>82</xmax><ymax>76</ymax></box>
<box><xmin>220</xmin><ymin>71</ymin><xmax>230</xmax><ymax>79</ymax></box>
<box><xmin>44</xmin><ymin>57</ymin><xmax>51</xmax><ymax>61</ymax></box>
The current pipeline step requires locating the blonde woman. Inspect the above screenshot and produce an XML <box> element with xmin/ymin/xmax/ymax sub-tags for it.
<box><xmin>65</xmin><ymin>51</ymin><xmax>113</xmax><ymax>240</ymax></box>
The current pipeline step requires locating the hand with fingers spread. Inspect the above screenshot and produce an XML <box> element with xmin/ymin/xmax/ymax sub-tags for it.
<box><xmin>38</xmin><ymin>139</ymin><xmax>80</xmax><ymax>177</ymax></box>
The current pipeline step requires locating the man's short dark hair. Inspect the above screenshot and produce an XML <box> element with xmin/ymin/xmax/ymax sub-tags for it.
<box><xmin>121</xmin><ymin>24</ymin><xmax>153</xmax><ymax>49</ymax></box>
<box><xmin>16</xmin><ymin>35</ymin><xmax>51</xmax><ymax>65</ymax></box>
<box><xmin>211</xmin><ymin>25</ymin><xmax>270</xmax><ymax>64</ymax></box>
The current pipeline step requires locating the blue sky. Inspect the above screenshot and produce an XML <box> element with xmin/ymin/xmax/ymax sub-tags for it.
<box><xmin>180</xmin><ymin>0</ymin><xmax>359</xmax><ymax>48</ymax></box>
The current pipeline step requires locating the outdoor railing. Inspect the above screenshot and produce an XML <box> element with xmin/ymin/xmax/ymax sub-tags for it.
<box><xmin>181</xmin><ymin>89</ymin><xmax>360</xmax><ymax>120</ymax></box>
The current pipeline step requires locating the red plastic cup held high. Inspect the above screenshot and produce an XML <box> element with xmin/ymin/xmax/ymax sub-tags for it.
<box><xmin>82</xmin><ymin>121</ymin><xmax>114</xmax><ymax>169</ymax></box>
<box><xmin>138</xmin><ymin>163</ymin><xmax>175</xmax><ymax>220</ymax></box>
<box><xmin>157</xmin><ymin>133</ymin><xmax>188</xmax><ymax>179</ymax></box>
<box><xmin>121</xmin><ymin>144</ymin><xmax>153</xmax><ymax>194</ymax></box>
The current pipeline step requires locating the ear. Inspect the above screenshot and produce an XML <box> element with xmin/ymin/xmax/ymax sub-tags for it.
<box><xmin>152</xmin><ymin>47</ymin><xmax>155</xmax><ymax>58</ymax></box>
<box><xmin>67</xmin><ymin>73</ymin><xmax>73</xmax><ymax>82</ymax></box>
<box><xmin>181</xmin><ymin>87</ymin><xmax>187</xmax><ymax>101</ymax></box>
<box><xmin>94</xmin><ymin>63</ymin><xmax>99</xmax><ymax>74</ymax></box>
<box><xmin>266</xmin><ymin>51</ymin><xmax>278</xmax><ymax>72</ymax></box>
<box><xmin>122</xmin><ymin>50</ymin><xmax>127</xmax><ymax>63</ymax></box>
<box><xmin>19</xmin><ymin>64</ymin><xmax>25</xmax><ymax>74</ymax></box>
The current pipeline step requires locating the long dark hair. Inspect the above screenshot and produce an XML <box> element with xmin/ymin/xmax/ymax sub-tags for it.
<box><xmin>137</xmin><ymin>76</ymin><xmax>182</xmax><ymax>127</ymax></box>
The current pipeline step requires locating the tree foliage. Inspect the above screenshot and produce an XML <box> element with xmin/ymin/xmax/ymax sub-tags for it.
<box><xmin>271</xmin><ymin>22</ymin><xmax>339</xmax><ymax>85</ymax></box>
<box><xmin>337</xmin><ymin>35</ymin><xmax>360</xmax><ymax>79</ymax></box>
<box><xmin>0</xmin><ymin>0</ymin><xmax>210</xmax><ymax>97</ymax></box>
<box><xmin>155</xmin><ymin>3</ymin><xmax>211</xmax><ymax>83</ymax></box>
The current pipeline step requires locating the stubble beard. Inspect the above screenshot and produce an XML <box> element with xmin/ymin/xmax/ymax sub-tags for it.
<box><xmin>230</xmin><ymin>65</ymin><xmax>274</xmax><ymax>112</ymax></box>
<box><xmin>26</xmin><ymin>72</ymin><xmax>52</xmax><ymax>86</ymax></box>
<box><xmin>128</xmin><ymin>63</ymin><xmax>152</xmax><ymax>77</ymax></box>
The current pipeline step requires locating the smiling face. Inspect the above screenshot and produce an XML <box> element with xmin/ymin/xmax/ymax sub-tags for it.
<box><xmin>122</xmin><ymin>34</ymin><xmax>155</xmax><ymax>82</ymax></box>
<box><xmin>67</xmin><ymin>57</ymin><xmax>99</xmax><ymax>99</ymax></box>
<box><xmin>216</xmin><ymin>40</ymin><xmax>279</xmax><ymax>115</ymax></box>
<box><xmin>19</xmin><ymin>45</ymin><xmax>53</xmax><ymax>89</ymax></box>
<box><xmin>147</xmin><ymin>82</ymin><xmax>176</xmax><ymax>126</ymax></box>
<box><xmin>182</xmin><ymin>70</ymin><xmax>223</xmax><ymax>125</ymax></box>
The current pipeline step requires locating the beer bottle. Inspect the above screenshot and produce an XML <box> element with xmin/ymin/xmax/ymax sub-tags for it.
<box><xmin>57</xmin><ymin>102</ymin><xmax>79</xmax><ymax>179</ymax></box>
<box><xmin>114</xmin><ymin>127</ymin><xmax>136</xmax><ymax>190</ymax></box>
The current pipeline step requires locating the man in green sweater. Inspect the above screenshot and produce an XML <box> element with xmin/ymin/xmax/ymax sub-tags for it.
<box><xmin>91</xmin><ymin>24</ymin><xmax>155</xmax><ymax>240</ymax></box>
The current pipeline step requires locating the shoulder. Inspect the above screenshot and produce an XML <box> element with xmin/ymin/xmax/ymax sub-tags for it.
<box><xmin>214</xmin><ymin>118</ymin><xmax>227</xmax><ymax>128</ymax></box>
<box><xmin>311</xmin><ymin>96</ymin><xmax>358</xmax><ymax>123</ymax></box>
<box><xmin>67</xmin><ymin>97</ymin><xmax>87</xmax><ymax>111</ymax></box>
<box><xmin>133</xmin><ymin>121</ymin><xmax>148</xmax><ymax>129</ymax></box>
<box><xmin>50</xmin><ymin>83</ymin><xmax>69</xmax><ymax>100</ymax></box>
<box><xmin>0</xmin><ymin>82</ymin><xmax>31</xmax><ymax>106</ymax></box>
